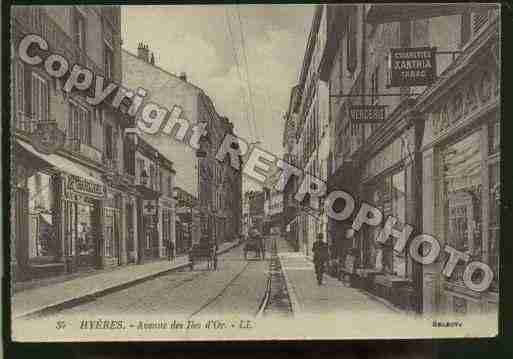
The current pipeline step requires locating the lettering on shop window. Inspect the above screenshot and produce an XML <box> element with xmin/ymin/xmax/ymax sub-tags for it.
<box><xmin>434</xmin><ymin>69</ymin><xmax>497</xmax><ymax>136</ymax></box>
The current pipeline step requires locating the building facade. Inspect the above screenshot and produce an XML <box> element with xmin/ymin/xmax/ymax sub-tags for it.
<box><xmin>312</xmin><ymin>4</ymin><xmax>499</xmax><ymax>314</ymax></box>
<box><xmin>282</xmin><ymin>86</ymin><xmax>301</xmax><ymax>251</ymax></box>
<box><xmin>12</xmin><ymin>6</ymin><xmax>127</xmax><ymax>281</ymax></box>
<box><xmin>294</xmin><ymin>5</ymin><xmax>330</xmax><ymax>258</ymax></box>
<box><xmin>11</xmin><ymin>6</ymin><xmax>181</xmax><ymax>284</ymax></box>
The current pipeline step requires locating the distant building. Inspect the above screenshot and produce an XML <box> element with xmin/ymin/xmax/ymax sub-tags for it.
<box><xmin>122</xmin><ymin>43</ymin><xmax>242</xmax><ymax>248</ymax></box>
<box><xmin>245</xmin><ymin>191</ymin><xmax>265</xmax><ymax>234</ymax></box>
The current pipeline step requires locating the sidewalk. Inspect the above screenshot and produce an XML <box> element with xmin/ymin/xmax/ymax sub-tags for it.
<box><xmin>12</xmin><ymin>241</ymin><xmax>241</xmax><ymax>319</ymax></box>
<box><xmin>276</xmin><ymin>238</ymin><xmax>399</xmax><ymax>316</ymax></box>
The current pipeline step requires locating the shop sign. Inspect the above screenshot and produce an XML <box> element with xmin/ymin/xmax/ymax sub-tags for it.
<box><xmin>67</xmin><ymin>174</ymin><xmax>104</xmax><ymax>197</ymax></box>
<box><xmin>389</xmin><ymin>47</ymin><xmax>436</xmax><ymax>87</ymax></box>
<box><xmin>349</xmin><ymin>105</ymin><xmax>387</xmax><ymax>123</ymax></box>
<box><xmin>31</xmin><ymin>121</ymin><xmax>65</xmax><ymax>155</ymax></box>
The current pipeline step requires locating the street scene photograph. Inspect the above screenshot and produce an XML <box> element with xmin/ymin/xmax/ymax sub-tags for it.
<box><xmin>9</xmin><ymin>3</ymin><xmax>500</xmax><ymax>341</ymax></box>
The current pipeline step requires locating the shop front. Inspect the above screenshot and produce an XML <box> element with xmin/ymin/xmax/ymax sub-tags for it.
<box><xmin>62</xmin><ymin>174</ymin><xmax>105</xmax><ymax>272</ymax></box>
<box><xmin>326</xmin><ymin>160</ymin><xmax>360</xmax><ymax>280</ymax></box>
<box><xmin>101</xmin><ymin>188</ymin><xmax>123</xmax><ymax>268</ymax></box>
<box><xmin>14</xmin><ymin>139</ymin><xmax>105</xmax><ymax>280</ymax></box>
<box><xmin>356</xmin><ymin>101</ymin><xmax>423</xmax><ymax>312</ymax></box>
<box><xmin>140</xmin><ymin>198</ymin><xmax>160</xmax><ymax>261</ymax></box>
<box><xmin>418</xmin><ymin>28</ymin><xmax>499</xmax><ymax>315</ymax></box>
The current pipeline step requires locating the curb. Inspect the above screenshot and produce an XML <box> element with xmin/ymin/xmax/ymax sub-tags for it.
<box><xmin>14</xmin><ymin>242</ymin><xmax>241</xmax><ymax>320</ymax></box>
<box><xmin>277</xmin><ymin>255</ymin><xmax>302</xmax><ymax>317</ymax></box>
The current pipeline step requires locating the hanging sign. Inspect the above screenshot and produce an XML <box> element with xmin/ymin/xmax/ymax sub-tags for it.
<box><xmin>67</xmin><ymin>174</ymin><xmax>104</xmax><ymax>197</ymax></box>
<box><xmin>349</xmin><ymin>105</ymin><xmax>387</xmax><ymax>123</ymax></box>
<box><xmin>389</xmin><ymin>47</ymin><xmax>436</xmax><ymax>87</ymax></box>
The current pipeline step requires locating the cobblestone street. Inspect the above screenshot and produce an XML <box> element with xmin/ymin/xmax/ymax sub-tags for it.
<box><xmin>44</xmin><ymin>244</ymin><xmax>269</xmax><ymax>318</ymax></box>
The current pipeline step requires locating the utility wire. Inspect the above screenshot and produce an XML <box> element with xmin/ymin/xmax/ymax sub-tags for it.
<box><xmin>236</xmin><ymin>5</ymin><xmax>260</xmax><ymax>143</ymax></box>
<box><xmin>224</xmin><ymin>8</ymin><xmax>255</xmax><ymax>143</ymax></box>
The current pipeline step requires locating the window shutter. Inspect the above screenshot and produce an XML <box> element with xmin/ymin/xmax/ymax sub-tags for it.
<box><xmin>347</xmin><ymin>9</ymin><xmax>357</xmax><ymax>74</ymax></box>
<box><xmin>42</xmin><ymin>80</ymin><xmax>48</xmax><ymax>122</ymax></box>
<box><xmin>472</xmin><ymin>11</ymin><xmax>489</xmax><ymax>35</ymax></box>
<box><xmin>461</xmin><ymin>11</ymin><xmax>471</xmax><ymax>47</ymax></box>
<box><xmin>24</xmin><ymin>67</ymin><xmax>32</xmax><ymax>119</ymax></box>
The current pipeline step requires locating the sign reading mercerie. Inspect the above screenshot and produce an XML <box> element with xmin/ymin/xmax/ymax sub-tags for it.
<box><xmin>390</xmin><ymin>47</ymin><xmax>436</xmax><ymax>87</ymax></box>
<box><xmin>350</xmin><ymin>105</ymin><xmax>387</xmax><ymax>123</ymax></box>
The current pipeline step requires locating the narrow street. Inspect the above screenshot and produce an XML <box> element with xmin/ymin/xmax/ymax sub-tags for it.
<box><xmin>49</xmin><ymin>245</ymin><xmax>270</xmax><ymax>318</ymax></box>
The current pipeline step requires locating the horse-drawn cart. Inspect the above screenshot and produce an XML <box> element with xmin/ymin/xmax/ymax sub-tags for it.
<box><xmin>243</xmin><ymin>237</ymin><xmax>265</xmax><ymax>260</ymax></box>
<box><xmin>189</xmin><ymin>242</ymin><xmax>217</xmax><ymax>270</ymax></box>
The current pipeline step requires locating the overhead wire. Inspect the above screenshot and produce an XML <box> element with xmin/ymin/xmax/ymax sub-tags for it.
<box><xmin>235</xmin><ymin>5</ymin><xmax>260</xmax><ymax>143</ymax></box>
<box><xmin>224</xmin><ymin>7</ymin><xmax>256</xmax><ymax>143</ymax></box>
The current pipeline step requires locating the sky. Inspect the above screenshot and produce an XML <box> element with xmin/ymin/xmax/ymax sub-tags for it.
<box><xmin>121</xmin><ymin>5</ymin><xmax>314</xmax><ymax>191</ymax></box>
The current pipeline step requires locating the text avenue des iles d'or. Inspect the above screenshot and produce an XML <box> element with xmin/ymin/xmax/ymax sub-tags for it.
<box><xmin>78</xmin><ymin>319</ymin><xmax>253</xmax><ymax>331</ymax></box>
<box><xmin>18</xmin><ymin>33</ymin><xmax>495</xmax><ymax>294</ymax></box>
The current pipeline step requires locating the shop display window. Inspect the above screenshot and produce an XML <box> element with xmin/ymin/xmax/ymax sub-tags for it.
<box><xmin>441</xmin><ymin>131</ymin><xmax>482</xmax><ymax>283</ymax></box>
<box><xmin>28</xmin><ymin>172</ymin><xmax>57</xmax><ymax>259</ymax></box>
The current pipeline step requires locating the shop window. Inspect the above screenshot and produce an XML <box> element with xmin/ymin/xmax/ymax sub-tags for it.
<box><xmin>391</xmin><ymin>170</ymin><xmax>407</xmax><ymax>277</ymax></box>
<box><xmin>28</xmin><ymin>172</ymin><xmax>57</xmax><ymax>259</ymax></box>
<box><xmin>77</xmin><ymin>204</ymin><xmax>94</xmax><ymax>256</ymax></box>
<box><xmin>442</xmin><ymin>132</ymin><xmax>482</xmax><ymax>283</ymax></box>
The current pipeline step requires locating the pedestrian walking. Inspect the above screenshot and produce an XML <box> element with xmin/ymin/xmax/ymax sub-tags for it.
<box><xmin>312</xmin><ymin>233</ymin><xmax>329</xmax><ymax>285</ymax></box>
<box><xmin>167</xmin><ymin>240</ymin><xmax>175</xmax><ymax>261</ymax></box>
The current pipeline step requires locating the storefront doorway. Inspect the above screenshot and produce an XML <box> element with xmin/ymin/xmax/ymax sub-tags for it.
<box><xmin>64</xmin><ymin>196</ymin><xmax>100</xmax><ymax>271</ymax></box>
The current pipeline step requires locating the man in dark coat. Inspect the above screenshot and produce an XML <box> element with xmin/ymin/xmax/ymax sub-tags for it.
<box><xmin>312</xmin><ymin>233</ymin><xmax>329</xmax><ymax>285</ymax></box>
<box><xmin>167</xmin><ymin>239</ymin><xmax>175</xmax><ymax>261</ymax></box>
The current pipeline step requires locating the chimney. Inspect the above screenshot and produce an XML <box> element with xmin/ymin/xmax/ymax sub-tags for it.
<box><xmin>137</xmin><ymin>42</ymin><xmax>150</xmax><ymax>63</ymax></box>
<box><xmin>150</xmin><ymin>52</ymin><xmax>155</xmax><ymax>65</ymax></box>
<box><xmin>179</xmin><ymin>71</ymin><xmax>187</xmax><ymax>82</ymax></box>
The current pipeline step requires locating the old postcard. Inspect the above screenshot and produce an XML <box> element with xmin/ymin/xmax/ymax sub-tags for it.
<box><xmin>9</xmin><ymin>4</ymin><xmax>499</xmax><ymax>342</ymax></box>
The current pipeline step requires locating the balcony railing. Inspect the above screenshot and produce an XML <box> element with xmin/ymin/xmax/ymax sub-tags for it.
<box><xmin>12</xmin><ymin>7</ymin><xmax>103</xmax><ymax>76</ymax></box>
<box><xmin>63</xmin><ymin>138</ymin><xmax>103</xmax><ymax>164</ymax></box>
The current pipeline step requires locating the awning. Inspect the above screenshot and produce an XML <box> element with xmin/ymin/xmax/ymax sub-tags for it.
<box><xmin>16</xmin><ymin>139</ymin><xmax>103</xmax><ymax>186</ymax></box>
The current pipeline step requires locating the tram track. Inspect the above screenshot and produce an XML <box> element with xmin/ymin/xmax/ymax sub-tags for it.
<box><xmin>188</xmin><ymin>261</ymin><xmax>251</xmax><ymax>318</ymax></box>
